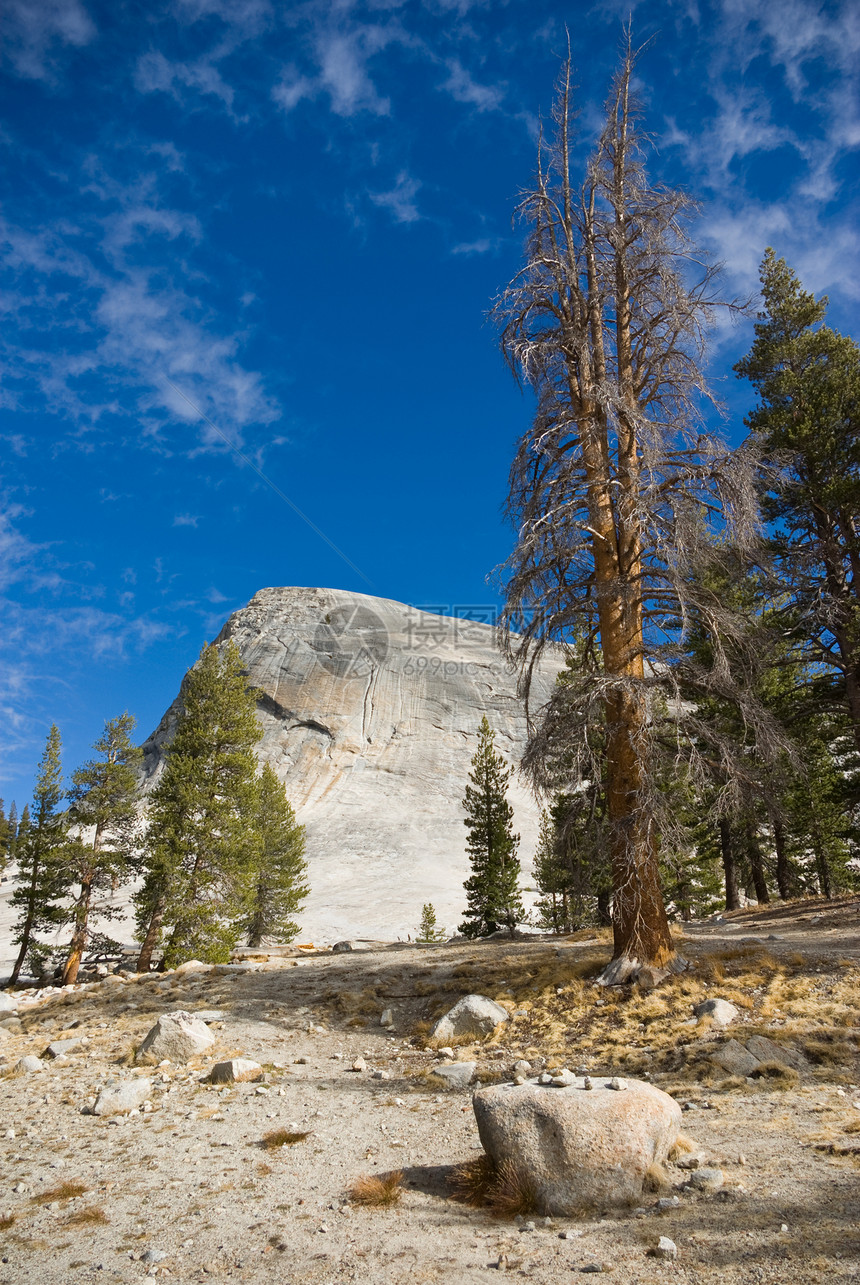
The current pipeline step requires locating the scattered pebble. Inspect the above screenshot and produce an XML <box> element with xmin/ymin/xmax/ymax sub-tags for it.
<box><xmin>651</xmin><ymin>1236</ymin><xmax>677</xmax><ymax>1260</ymax></box>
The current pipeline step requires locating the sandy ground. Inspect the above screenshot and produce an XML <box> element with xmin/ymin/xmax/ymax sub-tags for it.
<box><xmin>0</xmin><ymin>898</ymin><xmax>859</xmax><ymax>1285</ymax></box>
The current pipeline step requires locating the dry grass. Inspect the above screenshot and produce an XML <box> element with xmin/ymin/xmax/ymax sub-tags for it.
<box><xmin>749</xmin><ymin>1060</ymin><xmax>800</xmax><ymax>1089</ymax></box>
<box><xmin>643</xmin><ymin>1162</ymin><xmax>672</xmax><ymax>1193</ymax></box>
<box><xmin>65</xmin><ymin>1205</ymin><xmax>109</xmax><ymax>1226</ymax></box>
<box><xmin>31</xmin><ymin>1180</ymin><xmax>89</xmax><ymax>1205</ymax></box>
<box><xmin>0</xmin><ymin>1215</ymin><xmax>15</xmax><ymax>1231</ymax></box>
<box><xmin>450</xmin><ymin>1155</ymin><xmax>538</xmax><ymax>1218</ymax></box>
<box><xmin>348</xmin><ymin>1170</ymin><xmax>404</xmax><ymax>1208</ymax></box>
<box><xmin>667</xmin><ymin>1134</ymin><xmax>698</xmax><ymax>1161</ymax></box>
<box><xmin>260</xmin><ymin>1129</ymin><xmax>310</xmax><ymax>1150</ymax></box>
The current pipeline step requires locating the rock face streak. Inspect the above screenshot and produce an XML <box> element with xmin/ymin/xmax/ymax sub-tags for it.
<box><xmin>142</xmin><ymin>587</ymin><xmax>563</xmax><ymax>943</ymax></box>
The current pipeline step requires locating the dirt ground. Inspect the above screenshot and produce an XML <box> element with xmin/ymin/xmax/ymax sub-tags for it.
<box><xmin>1</xmin><ymin>896</ymin><xmax>859</xmax><ymax>1285</ymax></box>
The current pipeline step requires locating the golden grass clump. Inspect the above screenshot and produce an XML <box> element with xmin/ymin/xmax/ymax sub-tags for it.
<box><xmin>0</xmin><ymin>1214</ymin><xmax>15</xmax><ymax>1231</ymax></box>
<box><xmin>450</xmin><ymin>1156</ymin><xmax>538</xmax><ymax>1218</ymax></box>
<box><xmin>31</xmin><ymin>1180</ymin><xmax>89</xmax><ymax>1205</ymax></box>
<box><xmin>749</xmin><ymin>1061</ymin><xmax>800</xmax><ymax>1089</ymax></box>
<box><xmin>261</xmin><ymin>1129</ymin><xmax>310</xmax><ymax>1150</ymax></box>
<box><xmin>65</xmin><ymin>1205</ymin><xmax>109</xmax><ymax>1226</ymax></box>
<box><xmin>348</xmin><ymin>1170</ymin><xmax>404</xmax><ymax>1208</ymax></box>
<box><xmin>643</xmin><ymin>1162</ymin><xmax>672</xmax><ymax>1193</ymax></box>
<box><xmin>667</xmin><ymin>1134</ymin><xmax>698</xmax><ymax>1161</ymax></box>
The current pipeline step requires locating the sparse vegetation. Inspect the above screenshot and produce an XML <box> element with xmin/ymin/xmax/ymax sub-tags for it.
<box><xmin>348</xmin><ymin>1170</ymin><xmax>404</xmax><ymax>1208</ymax></box>
<box><xmin>31</xmin><ymin>1180</ymin><xmax>89</xmax><ymax>1205</ymax></box>
<box><xmin>451</xmin><ymin>1155</ymin><xmax>537</xmax><ymax>1217</ymax></box>
<box><xmin>261</xmin><ymin>1129</ymin><xmax>311</xmax><ymax>1150</ymax></box>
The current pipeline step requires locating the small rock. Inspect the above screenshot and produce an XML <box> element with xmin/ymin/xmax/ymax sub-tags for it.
<box><xmin>193</xmin><ymin>1010</ymin><xmax>227</xmax><ymax>1024</ymax></box>
<box><xmin>136</xmin><ymin>1011</ymin><xmax>215</xmax><ymax>1065</ymax></box>
<box><xmin>209</xmin><ymin>1059</ymin><xmax>263</xmax><ymax>1085</ymax></box>
<box><xmin>0</xmin><ymin>994</ymin><xmax>18</xmax><ymax>1013</ymax></box>
<box><xmin>93</xmin><ymin>1078</ymin><xmax>152</xmax><ymax>1117</ymax></box>
<box><xmin>781</xmin><ymin>1223</ymin><xmax>789</xmax><ymax>1233</ymax></box>
<box><xmin>520</xmin><ymin>1220</ymin><xmax>536</xmax><ymax>1232</ymax></box>
<box><xmin>331</xmin><ymin>941</ymin><xmax>353</xmax><ymax>953</ymax></box>
<box><xmin>608</xmin><ymin>1078</ymin><xmax>628</xmax><ymax>1091</ymax></box>
<box><xmin>44</xmin><ymin>1038</ymin><xmax>81</xmax><ymax>1059</ymax></box>
<box><xmin>14</xmin><ymin>1056</ymin><xmax>43</xmax><ymax>1074</ymax></box>
<box><xmin>550</xmin><ymin>1069</ymin><xmax>576</xmax><ymax>1087</ymax></box>
<box><xmin>710</xmin><ymin>1039</ymin><xmax>761</xmax><ymax>1078</ymax></box>
<box><xmin>651</xmin><ymin>1236</ymin><xmax>677</xmax><ymax>1261</ymax></box>
<box><xmin>429</xmin><ymin>995</ymin><xmax>509</xmax><ymax>1043</ymax></box>
<box><xmin>559</xmin><ymin>1229</ymin><xmax>583</xmax><ymax>1239</ymax></box>
<box><xmin>655</xmin><ymin>1196</ymin><xmax>680</xmax><ymax>1211</ymax></box>
<box><xmin>372</xmin><ymin>1070</ymin><xmax>390</xmax><ymax>1081</ymax></box>
<box><xmin>512</xmin><ymin>1060</ymin><xmax>531</xmax><ymax>1077</ymax></box>
<box><xmin>687</xmin><ymin>1166</ymin><xmax>724</xmax><ymax>1193</ymax></box>
<box><xmin>581</xmin><ymin>1264</ymin><xmax>610</xmax><ymax>1274</ymax></box>
<box><xmin>174</xmin><ymin>960</ymin><xmax>209</xmax><ymax>976</ymax></box>
<box><xmin>438</xmin><ymin>1047</ymin><xmax>454</xmax><ymax>1059</ymax></box>
<box><xmin>351</xmin><ymin>1058</ymin><xmax>367</xmax><ymax>1072</ymax></box>
<box><xmin>582</xmin><ymin>1075</ymin><xmax>593</xmax><ymax>1090</ymax></box>
<box><xmin>142</xmin><ymin>1249</ymin><xmax>167</xmax><ymax>1264</ymax></box>
<box><xmin>694</xmin><ymin>998</ymin><xmax>739</xmax><ymax>1028</ymax></box>
<box><xmin>380</xmin><ymin>1009</ymin><xmax>394</xmax><ymax>1027</ymax></box>
<box><xmin>430</xmin><ymin>1061</ymin><xmax>476</xmax><ymax>1090</ymax></box>
<box><xmin>675</xmin><ymin>1153</ymin><xmax>705</xmax><ymax>1170</ymax></box>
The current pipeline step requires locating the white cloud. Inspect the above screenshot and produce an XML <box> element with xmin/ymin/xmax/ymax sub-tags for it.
<box><xmin>451</xmin><ymin>237</ymin><xmax>499</xmax><ymax>255</ymax></box>
<box><xmin>0</xmin><ymin>161</ymin><xmax>279</xmax><ymax>450</ymax></box>
<box><xmin>173</xmin><ymin>513</ymin><xmax>200</xmax><ymax>527</ymax></box>
<box><xmin>368</xmin><ymin>170</ymin><xmax>421</xmax><ymax>222</ymax></box>
<box><xmin>134</xmin><ymin>49</ymin><xmax>235</xmax><ymax>107</ymax></box>
<box><xmin>439</xmin><ymin>60</ymin><xmax>505</xmax><ymax>112</ymax></box>
<box><xmin>2</xmin><ymin>0</ymin><xmax>95</xmax><ymax>81</ymax></box>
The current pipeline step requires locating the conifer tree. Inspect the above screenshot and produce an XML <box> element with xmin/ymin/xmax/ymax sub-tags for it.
<box><xmin>135</xmin><ymin>641</ymin><xmax>262</xmax><ymax>970</ymax></box>
<box><xmin>61</xmin><ymin>714</ymin><xmax>141</xmax><ymax>985</ymax></box>
<box><xmin>10</xmin><ymin>726</ymin><xmax>69</xmax><ymax>985</ymax></box>
<box><xmin>736</xmin><ymin>250</ymin><xmax>860</xmax><ymax>748</ymax></box>
<box><xmin>6</xmin><ymin>802</ymin><xmax>18</xmax><ymax>866</ymax></box>
<box><xmin>0</xmin><ymin>800</ymin><xmax>7</xmax><ymax>874</ymax></box>
<box><xmin>460</xmin><ymin>716</ymin><xmax>523</xmax><ymax>938</ymax></box>
<box><xmin>417</xmin><ymin>903</ymin><xmax>446</xmax><ymax>943</ymax></box>
<box><xmin>242</xmin><ymin>763</ymin><xmax>308</xmax><ymax>947</ymax></box>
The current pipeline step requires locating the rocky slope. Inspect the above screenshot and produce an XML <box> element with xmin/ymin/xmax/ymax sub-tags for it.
<box><xmin>141</xmin><ymin>587</ymin><xmax>564</xmax><ymax>944</ymax></box>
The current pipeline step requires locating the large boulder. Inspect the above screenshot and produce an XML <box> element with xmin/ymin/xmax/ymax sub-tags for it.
<box><xmin>209</xmin><ymin>1058</ymin><xmax>263</xmax><ymax>1084</ymax></box>
<box><xmin>0</xmin><ymin>994</ymin><xmax>18</xmax><ymax>1013</ymax></box>
<box><xmin>472</xmin><ymin>1076</ymin><xmax>682</xmax><ymax>1212</ymax></box>
<box><xmin>430</xmin><ymin>995</ymin><xmax>509</xmax><ymax>1043</ymax></box>
<box><xmin>135</xmin><ymin>1010</ymin><xmax>215</xmax><ymax>1065</ymax></box>
<box><xmin>709</xmin><ymin>1039</ymin><xmax>761</xmax><ymax>1078</ymax></box>
<box><xmin>694</xmin><ymin>998</ymin><xmax>739</xmax><ymax>1028</ymax></box>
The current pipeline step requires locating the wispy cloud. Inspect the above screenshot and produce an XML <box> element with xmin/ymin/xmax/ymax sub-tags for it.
<box><xmin>369</xmin><ymin>170</ymin><xmax>421</xmax><ymax>222</ymax></box>
<box><xmin>439</xmin><ymin>59</ymin><xmax>505</xmax><ymax>112</ymax></box>
<box><xmin>173</xmin><ymin>513</ymin><xmax>200</xmax><ymax>527</ymax></box>
<box><xmin>2</xmin><ymin>0</ymin><xmax>96</xmax><ymax>82</ymax></box>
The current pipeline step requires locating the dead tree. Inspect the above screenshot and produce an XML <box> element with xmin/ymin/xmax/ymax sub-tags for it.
<box><xmin>496</xmin><ymin>43</ymin><xmax>767</xmax><ymax>983</ymax></box>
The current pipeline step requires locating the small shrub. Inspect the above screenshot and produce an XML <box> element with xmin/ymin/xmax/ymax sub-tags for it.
<box><xmin>0</xmin><ymin>1214</ymin><xmax>15</xmax><ymax>1231</ymax></box>
<box><xmin>749</xmin><ymin>1061</ymin><xmax>800</xmax><ymax>1088</ymax></box>
<box><xmin>348</xmin><ymin>1170</ymin><xmax>404</xmax><ymax>1208</ymax></box>
<box><xmin>31</xmin><ymin>1180</ymin><xmax>89</xmax><ymax>1205</ymax></box>
<box><xmin>450</xmin><ymin>1155</ymin><xmax>537</xmax><ymax>1217</ymax></box>
<box><xmin>66</xmin><ymin>1205</ymin><xmax>109</xmax><ymax>1226</ymax></box>
<box><xmin>643</xmin><ymin>1162</ymin><xmax>671</xmax><ymax>1193</ymax></box>
<box><xmin>261</xmin><ymin>1129</ymin><xmax>310</xmax><ymax>1150</ymax></box>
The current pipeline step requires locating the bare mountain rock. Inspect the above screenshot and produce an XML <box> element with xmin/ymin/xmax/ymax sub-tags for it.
<box><xmin>142</xmin><ymin>586</ymin><xmax>562</xmax><ymax>943</ymax></box>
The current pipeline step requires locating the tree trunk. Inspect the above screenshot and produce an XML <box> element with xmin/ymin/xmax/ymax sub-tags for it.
<box><xmin>596</xmin><ymin>888</ymin><xmax>612</xmax><ymax>927</ymax></box>
<box><xmin>773</xmin><ymin>818</ymin><xmax>793</xmax><ymax>901</ymax></box>
<box><xmin>62</xmin><ymin>877</ymin><xmax>93</xmax><ymax>986</ymax></box>
<box><xmin>9</xmin><ymin>906</ymin><xmax>34</xmax><ymax>987</ymax></box>
<box><xmin>719</xmin><ymin>819</ymin><xmax>741</xmax><ymax>911</ymax></box>
<box><xmin>136</xmin><ymin>895</ymin><xmax>166</xmax><ymax>973</ymax></box>
<box><xmin>745</xmin><ymin>821</ymin><xmax>770</xmax><ymax>904</ymax></box>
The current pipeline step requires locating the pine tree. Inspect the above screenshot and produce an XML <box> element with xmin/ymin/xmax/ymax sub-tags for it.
<box><xmin>10</xmin><ymin>726</ymin><xmax>69</xmax><ymax>985</ymax></box>
<box><xmin>60</xmin><ymin>714</ymin><xmax>141</xmax><ymax>985</ymax></box>
<box><xmin>242</xmin><ymin>763</ymin><xmax>308</xmax><ymax>947</ymax></box>
<box><xmin>459</xmin><ymin>717</ymin><xmax>523</xmax><ymax>938</ymax></box>
<box><xmin>6</xmin><ymin>802</ymin><xmax>18</xmax><ymax>865</ymax></box>
<box><xmin>735</xmin><ymin>249</ymin><xmax>860</xmax><ymax>749</ymax></box>
<box><xmin>135</xmin><ymin>641</ymin><xmax>262</xmax><ymax>970</ymax></box>
<box><xmin>0</xmin><ymin>800</ymin><xmax>7</xmax><ymax>874</ymax></box>
<box><xmin>417</xmin><ymin>903</ymin><xmax>446</xmax><ymax>943</ymax></box>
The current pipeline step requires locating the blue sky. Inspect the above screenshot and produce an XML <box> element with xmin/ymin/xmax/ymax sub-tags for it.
<box><xmin>1</xmin><ymin>0</ymin><xmax>858</xmax><ymax>808</ymax></box>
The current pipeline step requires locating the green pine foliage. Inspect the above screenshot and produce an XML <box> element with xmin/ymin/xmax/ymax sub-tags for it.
<box><xmin>416</xmin><ymin>902</ymin><xmax>446</xmax><ymax>942</ymax></box>
<box><xmin>735</xmin><ymin>249</ymin><xmax>860</xmax><ymax>749</ymax></box>
<box><xmin>61</xmin><ymin>713</ymin><xmax>142</xmax><ymax>984</ymax></box>
<box><xmin>242</xmin><ymin>763</ymin><xmax>308</xmax><ymax>947</ymax></box>
<box><xmin>10</xmin><ymin>726</ymin><xmax>70</xmax><ymax>984</ymax></box>
<box><xmin>459</xmin><ymin>716</ymin><xmax>523</xmax><ymax>938</ymax></box>
<box><xmin>136</xmin><ymin>641</ymin><xmax>263</xmax><ymax>969</ymax></box>
<box><xmin>0</xmin><ymin>800</ymin><xmax>7</xmax><ymax>874</ymax></box>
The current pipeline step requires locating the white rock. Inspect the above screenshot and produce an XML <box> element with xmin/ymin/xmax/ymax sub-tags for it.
<box><xmin>472</xmin><ymin>1077</ymin><xmax>682</xmax><ymax>1213</ymax></box>
<box><xmin>0</xmin><ymin>994</ymin><xmax>18</xmax><ymax>1013</ymax></box>
<box><xmin>652</xmin><ymin>1236</ymin><xmax>677</xmax><ymax>1260</ymax></box>
<box><xmin>209</xmin><ymin>1058</ymin><xmax>263</xmax><ymax>1084</ymax></box>
<box><xmin>93</xmin><ymin>1079</ymin><xmax>152</xmax><ymax>1116</ymax></box>
<box><xmin>15</xmin><ymin>1056</ymin><xmax>43</xmax><ymax>1074</ymax></box>
<box><xmin>140</xmin><ymin>588</ymin><xmax>563</xmax><ymax>943</ymax></box>
<box><xmin>608</xmin><ymin>1078</ymin><xmax>628</xmax><ymax>1091</ymax></box>
<box><xmin>429</xmin><ymin>995</ymin><xmax>509</xmax><ymax>1043</ymax></box>
<box><xmin>135</xmin><ymin>1011</ymin><xmax>215</xmax><ymax>1065</ymax></box>
<box><xmin>351</xmin><ymin>1058</ymin><xmax>367</xmax><ymax>1072</ymax></box>
<box><xmin>174</xmin><ymin>960</ymin><xmax>210</xmax><ymax>976</ymax></box>
<box><xmin>380</xmin><ymin>1009</ymin><xmax>394</xmax><ymax>1027</ymax></box>
<box><xmin>694</xmin><ymin>998</ymin><xmax>739</xmax><ymax>1028</ymax></box>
